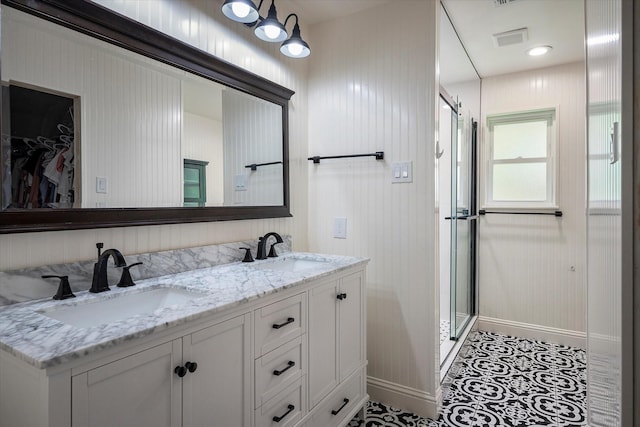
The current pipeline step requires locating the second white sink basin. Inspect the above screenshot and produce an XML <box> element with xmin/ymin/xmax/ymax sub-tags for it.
<box><xmin>39</xmin><ymin>287</ymin><xmax>204</xmax><ymax>328</ymax></box>
<box><xmin>252</xmin><ymin>258</ymin><xmax>329</xmax><ymax>272</ymax></box>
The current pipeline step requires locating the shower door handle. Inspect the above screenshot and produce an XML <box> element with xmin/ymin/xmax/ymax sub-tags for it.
<box><xmin>444</xmin><ymin>215</ymin><xmax>477</xmax><ymax>220</ymax></box>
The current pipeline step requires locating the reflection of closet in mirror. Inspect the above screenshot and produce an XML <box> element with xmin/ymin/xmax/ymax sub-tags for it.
<box><xmin>3</xmin><ymin>85</ymin><xmax>77</xmax><ymax>210</ymax></box>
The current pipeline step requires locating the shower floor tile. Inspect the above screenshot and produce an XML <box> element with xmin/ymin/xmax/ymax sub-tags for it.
<box><xmin>348</xmin><ymin>330</ymin><xmax>586</xmax><ymax>426</ymax></box>
<box><xmin>440</xmin><ymin>319</ymin><xmax>450</xmax><ymax>345</ymax></box>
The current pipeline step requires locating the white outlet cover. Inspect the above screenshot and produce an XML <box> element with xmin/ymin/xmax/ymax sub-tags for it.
<box><xmin>96</xmin><ymin>177</ymin><xmax>108</xmax><ymax>193</ymax></box>
<box><xmin>333</xmin><ymin>217</ymin><xmax>347</xmax><ymax>239</ymax></box>
<box><xmin>234</xmin><ymin>174</ymin><xmax>248</xmax><ymax>191</ymax></box>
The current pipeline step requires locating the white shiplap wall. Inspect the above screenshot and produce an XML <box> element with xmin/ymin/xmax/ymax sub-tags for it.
<box><xmin>478</xmin><ymin>62</ymin><xmax>587</xmax><ymax>344</ymax></box>
<box><xmin>222</xmin><ymin>90</ymin><xmax>283</xmax><ymax>206</ymax></box>
<box><xmin>0</xmin><ymin>0</ymin><xmax>308</xmax><ymax>269</ymax></box>
<box><xmin>585</xmin><ymin>0</ymin><xmax>625</xmax><ymax>424</ymax></box>
<box><xmin>307</xmin><ymin>2</ymin><xmax>441</xmax><ymax>419</ymax></box>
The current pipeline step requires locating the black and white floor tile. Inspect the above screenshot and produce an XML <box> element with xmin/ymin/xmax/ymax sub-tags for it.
<box><xmin>348</xmin><ymin>330</ymin><xmax>586</xmax><ymax>426</ymax></box>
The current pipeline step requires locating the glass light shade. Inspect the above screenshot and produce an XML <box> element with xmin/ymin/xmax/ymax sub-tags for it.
<box><xmin>222</xmin><ymin>0</ymin><xmax>259</xmax><ymax>24</ymax></box>
<box><xmin>281</xmin><ymin>39</ymin><xmax>310</xmax><ymax>58</ymax></box>
<box><xmin>255</xmin><ymin>19</ymin><xmax>287</xmax><ymax>42</ymax></box>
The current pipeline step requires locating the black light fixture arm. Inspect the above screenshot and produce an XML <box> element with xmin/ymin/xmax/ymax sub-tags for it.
<box><xmin>283</xmin><ymin>13</ymin><xmax>299</xmax><ymax>28</ymax></box>
<box><xmin>244</xmin><ymin>0</ymin><xmax>266</xmax><ymax>26</ymax></box>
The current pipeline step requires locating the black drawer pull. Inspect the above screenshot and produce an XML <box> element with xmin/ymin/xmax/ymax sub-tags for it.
<box><xmin>273</xmin><ymin>360</ymin><xmax>295</xmax><ymax>376</ymax></box>
<box><xmin>272</xmin><ymin>317</ymin><xmax>295</xmax><ymax>329</ymax></box>
<box><xmin>331</xmin><ymin>398</ymin><xmax>349</xmax><ymax>415</ymax></box>
<box><xmin>337</xmin><ymin>293</ymin><xmax>347</xmax><ymax>300</ymax></box>
<box><xmin>272</xmin><ymin>404</ymin><xmax>295</xmax><ymax>422</ymax></box>
<box><xmin>185</xmin><ymin>361</ymin><xmax>198</xmax><ymax>373</ymax></box>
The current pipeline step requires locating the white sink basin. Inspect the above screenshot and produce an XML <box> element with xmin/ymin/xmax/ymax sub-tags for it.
<box><xmin>252</xmin><ymin>258</ymin><xmax>329</xmax><ymax>272</ymax></box>
<box><xmin>39</xmin><ymin>287</ymin><xmax>204</xmax><ymax>328</ymax></box>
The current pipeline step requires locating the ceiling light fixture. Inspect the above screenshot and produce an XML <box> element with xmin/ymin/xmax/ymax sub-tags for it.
<box><xmin>222</xmin><ymin>0</ymin><xmax>310</xmax><ymax>58</ymax></box>
<box><xmin>526</xmin><ymin>46</ymin><xmax>552</xmax><ymax>57</ymax></box>
<box><xmin>254</xmin><ymin>0</ymin><xmax>287</xmax><ymax>42</ymax></box>
<box><xmin>221</xmin><ymin>0</ymin><xmax>260</xmax><ymax>24</ymax></box>
<box><xmin>280</xmin><ymin>14</ymin><xmax>310</xmax><ymax>58</ymax></box>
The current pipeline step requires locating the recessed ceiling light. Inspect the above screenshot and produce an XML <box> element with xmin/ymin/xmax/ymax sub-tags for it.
<box><xmin>527</xmin><ymin>46</ymin><xmax>552</xmax><ymax>56</ymax></box>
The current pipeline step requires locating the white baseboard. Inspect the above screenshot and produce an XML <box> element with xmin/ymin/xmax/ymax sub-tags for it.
<box><xmin>477</xmin><ymin>316</ymin><xmax>586</xmax><ymax>349</ymax></box>
<box><xmin>367</xmin><ymin>376</ymin><xmax>440</xmax><ymax>420</ymax></box>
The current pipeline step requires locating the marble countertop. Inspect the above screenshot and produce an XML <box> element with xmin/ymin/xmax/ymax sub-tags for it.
<box><xmin>0</xmin><ymin>252</ymin><xmax>367</xmax><ymax>369</ymax></box>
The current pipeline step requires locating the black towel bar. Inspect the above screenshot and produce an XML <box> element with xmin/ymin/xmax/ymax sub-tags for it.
<box><xmin>479</xmin><ymin>209</ymin><xmax>563</xmax><ymax>217</ymax></box>
<box><xmin>244</xmin><ymin>161</ymin><xmax>283</xmax><ymax>171</ymax></box>
<box><xmin>308</xmin><ymin>151</ymin><xmax>384</xmax><ymax>164</ymax></box>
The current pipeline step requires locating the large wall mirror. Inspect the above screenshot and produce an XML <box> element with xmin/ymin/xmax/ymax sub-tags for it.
<box><xmin>0</xmin><ymin>0</ymin><xmax>294</xmax><ymax>233</ymax></box>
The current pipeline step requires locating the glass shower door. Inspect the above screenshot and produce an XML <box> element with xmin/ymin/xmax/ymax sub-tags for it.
<box><xmin>449</xmin><ymin>108</ymin><xmax>477</xmax><ymax>340</ymax></box>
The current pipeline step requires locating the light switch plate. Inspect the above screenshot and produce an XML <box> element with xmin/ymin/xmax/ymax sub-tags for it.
<box><xmin>391</xmin><ymin>162</ymin><xmax>413</xmax><ymax>183</ymax></box>
<box><xmin>333</xmin><ymin>217</ymin><xmax>347</xmax><ymax>239</ymax></box>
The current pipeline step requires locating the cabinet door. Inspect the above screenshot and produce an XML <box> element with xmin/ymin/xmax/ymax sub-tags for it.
<box><xmin>338</xmin><ymin>272</ymin><xmax>364</xmax><ymax>381</ymax></box>
<box><xmin>71</xmin><ymin>340</ymin><xmax>182</xmax><ymax>427</ymax></box>
<box><xmin>308</xmin><ymin>279</ymin><xmax>339</xmax><ymax>408</ymax></box>
<box><xmin>182</xmin><ymin>313</ymin><xmax>251</xmax><ymax>427</ymax></box>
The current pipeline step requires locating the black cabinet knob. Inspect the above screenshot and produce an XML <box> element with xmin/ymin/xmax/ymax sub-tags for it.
<box><xmin>185</xmin><ymin>361</ymin><xmax>198</xmax><ymax>373</ymax></box>
<box><xmin>174</xmin><ymin>365</ymin><xmax>187</xmax><ymax>378</ymax></box>
<box><xmin>337</xmin><ymin>293</ymin><xmax>347</xmax><ymax>300</ymax></box>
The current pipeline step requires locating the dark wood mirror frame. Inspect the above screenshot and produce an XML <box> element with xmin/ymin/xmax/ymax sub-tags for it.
<box><xmin>0</xmin><ymin>0</ymin><xmax>294</xmax><ymax>233</ymax></box>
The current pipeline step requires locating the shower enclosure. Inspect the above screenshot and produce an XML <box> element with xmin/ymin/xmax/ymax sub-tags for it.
<box><xmin>438</xmin><ymin>90</ymin><xmax>477</xmax><ymax>365</ymax></box>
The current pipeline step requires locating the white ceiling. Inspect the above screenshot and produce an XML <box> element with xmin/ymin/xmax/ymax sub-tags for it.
<box><xmin>441</xmin><ymin>0</ymin><xmax>585</xmax><ymax>78</ymax></box>
<box><xmin>282</xmin><ymin>0</ymin><xmax>585</xmax><ymax>79</ymax></box>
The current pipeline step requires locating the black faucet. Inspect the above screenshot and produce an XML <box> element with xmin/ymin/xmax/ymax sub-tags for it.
<box><xmin>90</xmin><ymin>243</ymin><xmax>127</xmax><ymax>293</ymax></box>
<box><xmin>256</xmin><ymin>232</ymin><xmax>283</xmax><ymax>260</ymax></box>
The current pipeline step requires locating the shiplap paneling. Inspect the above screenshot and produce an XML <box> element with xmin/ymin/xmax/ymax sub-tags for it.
<box><xmin>585</xmin><ymin>0</ymin><xmax>623</xmax><ymax>424</ymax></box>
<box><xmin>0</xmin><ymin>0</ymin><xmax>308</xmax><ymax>269</ymax></box>
<box><xmin>307</xmin><ymin>1</ymin><xmax>440</xmax><ymax>419</ymax></box>
<box><xmin>222</xmin><ymin>90</ymin><xmax>283</xmax><ymax>206</ymax></box>
<box><xmin>478</xmin><ymin>62</ymin><xmax>587</xmax><ymax>337</ymax></box>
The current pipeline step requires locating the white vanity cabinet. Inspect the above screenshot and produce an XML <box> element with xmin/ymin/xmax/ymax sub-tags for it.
<box><xmin>0</xmin><ymin>260</ymin><xmax>367</xmax><ymax>427</ymax></box>
<box><xmin>71</xmin><ymin>313</ymin><xmax>251</xmax><ymax>427</ymax></box>
<box><xmin>306</xmin><ymin>271</ymin><xmax>366</xmax><ymax>425</ymax></box>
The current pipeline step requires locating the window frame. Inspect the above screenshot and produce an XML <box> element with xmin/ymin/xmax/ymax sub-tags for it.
<box><xmin>484</xmin><ymin>108</ymin><xmax>558</xmax><ymax>210</ymax></box>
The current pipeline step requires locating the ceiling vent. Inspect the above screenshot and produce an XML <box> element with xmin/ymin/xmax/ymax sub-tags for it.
<box><xmin>492</xmin><ymin>28</ymin><xmax>528</xmax><ymax>47</ymax></box>
<box><xmin>493</xmin><ymin>0</ymin><xmax>520</xmax><ymax>6</ymax></box>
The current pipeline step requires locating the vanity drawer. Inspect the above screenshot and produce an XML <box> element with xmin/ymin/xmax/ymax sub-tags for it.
<box><xmin>255</xmin><ymin>293</ymin><xmax>305</xmax><ymax>357</ymax></box>
<box><xmin>255</xmin><ymin>335</ymin><xmax>305</xmax><ymax>408</ymax></box>
<box><xmin>307</xmin><ymin>368</ymin><xmax>364</xmax><ymax>427</ymax></box>
<box><xmin>255</xmin><ymin>377</ymin><xmax>305</xmax><ymax>427</ymax></box>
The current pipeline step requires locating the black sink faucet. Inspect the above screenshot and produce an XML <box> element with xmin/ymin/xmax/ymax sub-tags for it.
<box><xmin>256</xmin><ymin>232</ymin><xmax>283</xmax><ymax>260</ymax></box>
<box><xmin>90</xmin><ymin>243</ymin><xmax>127</xmax><ymax>293</ymax></box>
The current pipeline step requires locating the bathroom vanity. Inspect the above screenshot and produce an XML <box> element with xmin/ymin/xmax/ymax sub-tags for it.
<box><xmin>0</xmin><ymin>252</ymin><xmax>368</xmax><ymax>427</ymax></box>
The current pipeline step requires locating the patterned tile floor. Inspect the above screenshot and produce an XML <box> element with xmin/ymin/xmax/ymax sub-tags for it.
<box><xmin>348</xmin><ymin>330</ymin><xmax>586</xmax><ymax>426</ymax></box>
